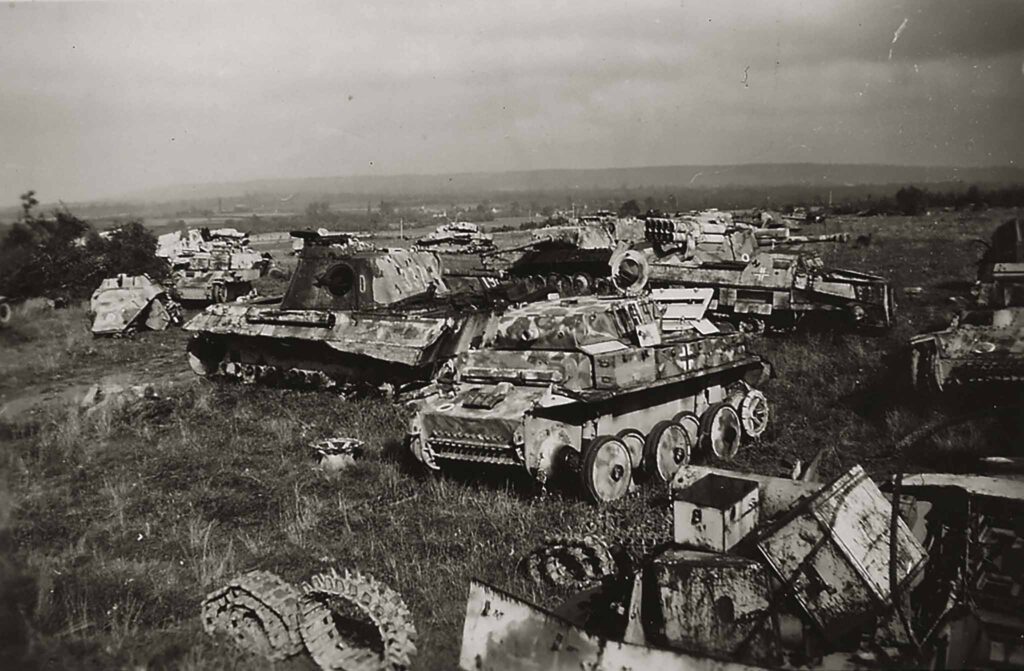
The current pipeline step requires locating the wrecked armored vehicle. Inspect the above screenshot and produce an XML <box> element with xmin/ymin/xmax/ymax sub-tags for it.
<box><xmin>909</xmin><ymin>307</ymin><xmax>1024</xmax><ymax>391</ymax></box>
<box><xmin>90</xmin><ymin>274</ymin><xmax>182</xmax><ymax>336</ymax></box>
<box><xmin>184</xmin><ymin>231</ymin><xmax>501</xmax><ymax>389</ymax></box>
<box><xmin>158</xmin><ymin>228</ymin><xmax>270</xmax><ymax>303</ymax></box>
<box><xmin>415</xmin><ymin>221</ymin><xmax>495</xmax><ymax>254</ymax></box>
<box><xmin>639</xmin><ymin>215</ymin><xmax>894</xmax><ymax>332</ymax></box>
<box><xmin>461</xmin><ymin>463</ymin><xmax>1020</xmax><ymax>670</ymax></box>
<box><xmin>977</xmin><ymin>217</ymin><xmax>1024</xmax><ymax>308</ymax></box>
<box><xmin>485</xmin><ymin>212</ymin><xmax>893</xmax><ymax>331</ymax></box>
<box><xmin>407</xmin><ymin>292</ymin><xmax>770</xmax><ymax>502</ymax></box>
<box><xmin>910</xmin><ymin>219</ymin><xmax>1024</xmax><ymax>392</ymax></box>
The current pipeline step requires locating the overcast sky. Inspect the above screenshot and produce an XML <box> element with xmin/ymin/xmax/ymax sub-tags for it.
<box><xmin>0</xmin><ymin>0</ymin><xmax>1022</xmax><ymax>203</ymax></box>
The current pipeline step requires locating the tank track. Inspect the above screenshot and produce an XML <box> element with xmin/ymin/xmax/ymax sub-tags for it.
<box><xmin>299</xmin><ymin>568</ymin><xmax>418</xmax><ymax>671</ymax></box>
<box><xmin>523</xmin><ymin>508</ymin><xmax>675</xmax><ymax>587</ymax></box>
<box><xmin>201</xmin><ymin>570</ymin><xmax>303</xmax><ymax>662</ymax></box>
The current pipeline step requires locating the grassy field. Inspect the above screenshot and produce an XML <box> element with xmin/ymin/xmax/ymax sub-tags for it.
<box><xmin>1</xmin><ymin>209</ymin><xmax>1021</xmax><ymax>669</ymax></box>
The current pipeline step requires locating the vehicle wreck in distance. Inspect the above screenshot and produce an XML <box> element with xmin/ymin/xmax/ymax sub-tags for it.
<box><xmin>158</xmin><ymin>227</ymin><xmax>271</xmax><ymax>304</ymax></box>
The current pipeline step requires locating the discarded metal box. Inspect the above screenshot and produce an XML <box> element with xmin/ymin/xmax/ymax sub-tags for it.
<box><xmin>753</xmin><ymin>465</ymin><xmax>927</xmax><ymax>642</ymax></box>
<box><xmin>673</xmin><ymin>473</ymin><xmax>760</xmax><ymax>552</ymax></box>
<box><xmin>634</xmin><ymin>549</ymin><xmax>779</xmax><ymax>663</ymax></box>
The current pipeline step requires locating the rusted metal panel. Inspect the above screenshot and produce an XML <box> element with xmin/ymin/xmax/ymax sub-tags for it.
<box><xmin>639</xmin><ymin>549</ymin><xmax>779</xmax><ymax>663</ymax></box>
<box><xmin>673</xmin><ymin>474</ymin><xmax>760</xmax><ymax>552</ymax></box>
<box><xmin>754</xmin><ymin>465</ymin><xmax>927</xmax><ymax>641</ymax></box>
<box><xmin>459</xmin><ymin>580</ymin><xmax>768</xmax><ymax>671</ymax></box>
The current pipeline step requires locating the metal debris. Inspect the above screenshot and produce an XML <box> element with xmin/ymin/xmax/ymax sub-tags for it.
<box><xmin>89</xmin><ymin>274</ymin><xmax>182</xmax><ymax>336</ymax></box>
<box><xmin>523</xmin><ymin>535</ymin><xmax>618</xmax><ymax>588</ymax></box>
<box><xmin>312</xmin><ymin>437</ymin><xmax>365</xmax><ymax>471</ymax></box>
<box><xmin>298</xmin><ymin>568</ymin><xmax>418</xmax><ymax>671</ymax></box>
<box><xmin>201</xmin><ymin>570</ymin><xmax>304</xmax><ymax>662</ymax></box>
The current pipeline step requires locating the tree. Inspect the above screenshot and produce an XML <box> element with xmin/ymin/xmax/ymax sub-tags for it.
<box><xmin>19</xmin><ymin>190</ymin><xmax>38</xmax><ymax>220</ymax></box>
<box><xmin>618</xmin><ymin>199</ymin><xmax>641</xmax><ymax>217</ymax></box>
<box><xmin>895</xmin><ymin>186</ymin><xmax>928</xmax><ymax>216</ymax></box>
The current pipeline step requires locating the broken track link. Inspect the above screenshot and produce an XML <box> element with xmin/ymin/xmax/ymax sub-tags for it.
<box><xmin>523</xmin><ymin>535</ymin><xmax>619</xmax><ymax>588</ymax></box>
<box><xmin>200</xmin><ymin>570</ymin><xmax>304</xmax><ymax>662</ymax></box>
<box><xmin>299</xmin><ymin>568</ymin><xmax>418</xmax><ymax>671</ymax></box>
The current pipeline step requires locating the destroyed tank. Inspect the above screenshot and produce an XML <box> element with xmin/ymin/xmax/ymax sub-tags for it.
<box><xmin>184</xmin><ymin>231</ymin><xmax>499</xmax><ymax>389</ymax></box>
<box><xmin>90</xmin><ymin>274</ymin><xmax>182</xmax><ymax>336</ymax></box>
<box><xmin>910</xmin><ymin>218</ymin><xmax>1024</xmax><ymax>392</ymax></box>
<box><xmin>158</xmin><ymin>228</ymin><xmax>270</xmax><ymax>303</ymax></box>
<box><xmin>407</xmin><ymin>292</ymin><xmax>770</xmax><ymax>503</ymax></box>
<box><xmin>487</xmin><ymin>211</ymin><xmax>894</xmax><ymax>331</ymax></box>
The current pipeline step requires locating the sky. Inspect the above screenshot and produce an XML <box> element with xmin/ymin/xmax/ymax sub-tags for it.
<box><xmin>0</xmin><ymin>0</ymin><xmax>1022</xmax><ymax>203</ymax></box>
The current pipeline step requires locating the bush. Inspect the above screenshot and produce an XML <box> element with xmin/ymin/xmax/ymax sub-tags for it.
<box><xmin>0</xmin><ymin>194</ymin><xmax>167</xmax><ymax>301</ymax></box>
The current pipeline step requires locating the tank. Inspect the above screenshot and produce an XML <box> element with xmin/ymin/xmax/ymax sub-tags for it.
<box><xmin>910</xmin><ymin>219</ymin><xmax>1024</xmax><ymax>392</ymax></box>
<box><xmin>183</xmin><ymin>231</ymin><xmax>500</xmax><ymax>389</ymax></box>
<box><xmin>407</xmin><ymin>293</ymin><xmax>770</xmax><ymax>503</ymax></box>
<box><xmin>415</xmin><ymin>221</ymin><xmax>495</xmax><ymax>254</ymax></box>
<box><xmin>486</xmin><ymin>212</ymin><xmax>893</xmax><ymax>332</ymax></box>
<box><xmin>90</xmin><ymin>274</ymin><xmax>182</xmax><ymax>336</ymax></box>
<box><xmin>158</xmin><ymin>228</ymin><xmax>270</xmax><ymax>303</ymax></box>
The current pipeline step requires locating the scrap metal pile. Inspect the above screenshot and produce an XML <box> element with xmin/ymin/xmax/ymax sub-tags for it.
<box><xmin>202</xmin><ymin>567</ymin><xmax>417</xmax><ymax>670</ymax></box>
<box><xmin>407</xmin><ymin>289</ymin><xmax>771</xmax><ymax>502</ymax></box>
<box><xmin>157</xmin><ymin>227</ymin><xmax>271</xmax><ymax>303</ymax></box>
<box><xmin>911</xmin><ymin>218</ymin><xmax>1024</xmax><ymax>391</ymax></box>
<box><xmin>89</xmin><ymin>273</ymin><xmax>182</xmax><ymax>336</ymax></box>
<box><xmin>461</xmin><ymin>464</ymin><xmax>1024</xmax><ymax>670</ymax></box>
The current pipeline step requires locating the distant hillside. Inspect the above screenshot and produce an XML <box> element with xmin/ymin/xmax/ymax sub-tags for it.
<box><xmin>127</xmin><ymin>163</ymin><xmax>1024</xmax><ymax>203</ymax></box>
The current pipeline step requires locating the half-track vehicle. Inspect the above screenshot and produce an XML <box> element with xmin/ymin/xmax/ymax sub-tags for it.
<box><xmin>407</xmin><ymin>293</ymin><xmax>770</xmax><ymax>503</ymax></box>
<box><xmin>184</xmin><ymin>231</ymin><xmax>502</xmax><ymax>389</ymax></box>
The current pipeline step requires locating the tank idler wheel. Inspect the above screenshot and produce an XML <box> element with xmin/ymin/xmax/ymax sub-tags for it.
<box><xmin>700</xmin><ymin>403</ymin><xmax>742</xmax><ymax>461</ymax></box>
<box><xmin>615</xmin><ymin>429</ymin><xmax>646</xmax><ymax>475</ymax></box>
<box><xmin>644</xmin><ymin>421</ymin><xmax>691</xmax><ymax>483</ymax></box>
<box><xmin>581</xmin><ymin>436</ymin><xmax>633</xmax><ymax>504</ymax></box>
<box><xmin>739</xmin><ymin>389</ymin><xmax>770</xmax><ymax>439</ymax></box>
<box><xmin>571</xmin><ymin>273</ymin><xmax>594</xmax><ymax>296</ymax></box>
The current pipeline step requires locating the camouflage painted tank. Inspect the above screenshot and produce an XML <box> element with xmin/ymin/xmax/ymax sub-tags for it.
<box><xmin>158</xmin><ymin>228</ymin><xmax>270</xmax><ymax>303</ymax></box>
<box><xmin>485</xmin><ymin>211</ymin><xmax>894</xmax><ymax>331</ymax></box>
<box><xmin>407</xmin><ymin>293</ymin><xmax>770</xmax><ymax>503</ymax></box>
<box><xmin>184</xmin><ymin>231</ymin><xmax>499</xmax><ymax>389</ymax></box>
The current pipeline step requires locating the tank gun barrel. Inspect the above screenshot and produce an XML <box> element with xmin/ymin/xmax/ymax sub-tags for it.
<box><xmin>753</xmin><ymin>230</ymin><xmax>850</xmax><ymax>245</ymax></box>
<box><xmin>480</xmin><ymin>235</ymin><xmax>554</xmax><ymax>257</ymax></box>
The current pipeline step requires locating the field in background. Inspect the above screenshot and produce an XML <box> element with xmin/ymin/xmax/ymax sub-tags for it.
<box><xmin>1</xmin><ymin>208</ymin><xmax>1021</xmax><ymax>669</ymax></box>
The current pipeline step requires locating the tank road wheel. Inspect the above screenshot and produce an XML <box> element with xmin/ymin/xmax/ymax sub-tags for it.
<box><xmin>0</xmin><ymin>300</ymin><xmax>11</xmax><ymax>326</ymax></box>
<box><xmin>547</xmin><ymin>274</ymin><xmax>572</xmax><ymax>296</ymax></box>
<box><xmin>700</xmin><ymin>403</ymin><xmax>742</xmax><ymax>461</ymax></box>
<box><xmin>738</xmin><ymin>389</ymin><xmax>770</xmax><ymax>439</ymax></box>
<box><xmin>581</xmin><ymin>436</ymin><xmax>633</xmax><ymax>503</ymax></box>
<box><xmin>644</xmin><ymin>421</ymin><xmax>692</xmax><ymax>483</ymax></box>
<box><xmin>672</xmin><ymin>411</ymin><xmax>700</xmax><ymax>450</ymax></box>
<box><xmin>571</xmin><ymin>273</ymin><xmax>594</xmax><ymax>295</ymax></box>
<box><xmin>211</xmin><ymin>283</ymin><xmax>229</xmax><ymax>304</ymax></box>
<box><xmin>616</xmin><ymin>429</ymin><xmax>646</xmax><ymax>474</ymax></box>
<box><xmin>523</xmin><ymin>275</ymin><xmax>545</xmax><ymax>295</ymax></box>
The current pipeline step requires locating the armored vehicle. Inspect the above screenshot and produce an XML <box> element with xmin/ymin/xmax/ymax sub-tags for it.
<box><xmin>910</xmin><ymin>219</ymin><xmax>1024</xmax><ymax>392</ymax></box>
<box><xmin>407</xmin><ymin>293</ymin><xmax>770</xmax><ymax>503</ymax></box>
<box><xmin>90</xmin><ymin>274</ymin><xmax>182</xmax><ymax>336</ymax></box>
<box><xmin>158</xmin><ymin>228</ymin><xmax>270</xmax><ymax>303</ymax></box>
<box><xmin>184</xmin><ymin>231</ymin><xmax>500</xmax><ymax>389</ymax></box>
<box><xmin>415</xmin><ymin>221</ymin><xmax>495</xmax><ymax>254</ymax></box>
<box><xmin>485</xmin><ymin>212</ymin><xmax>894</xmax><ymax>331</ymax></box>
